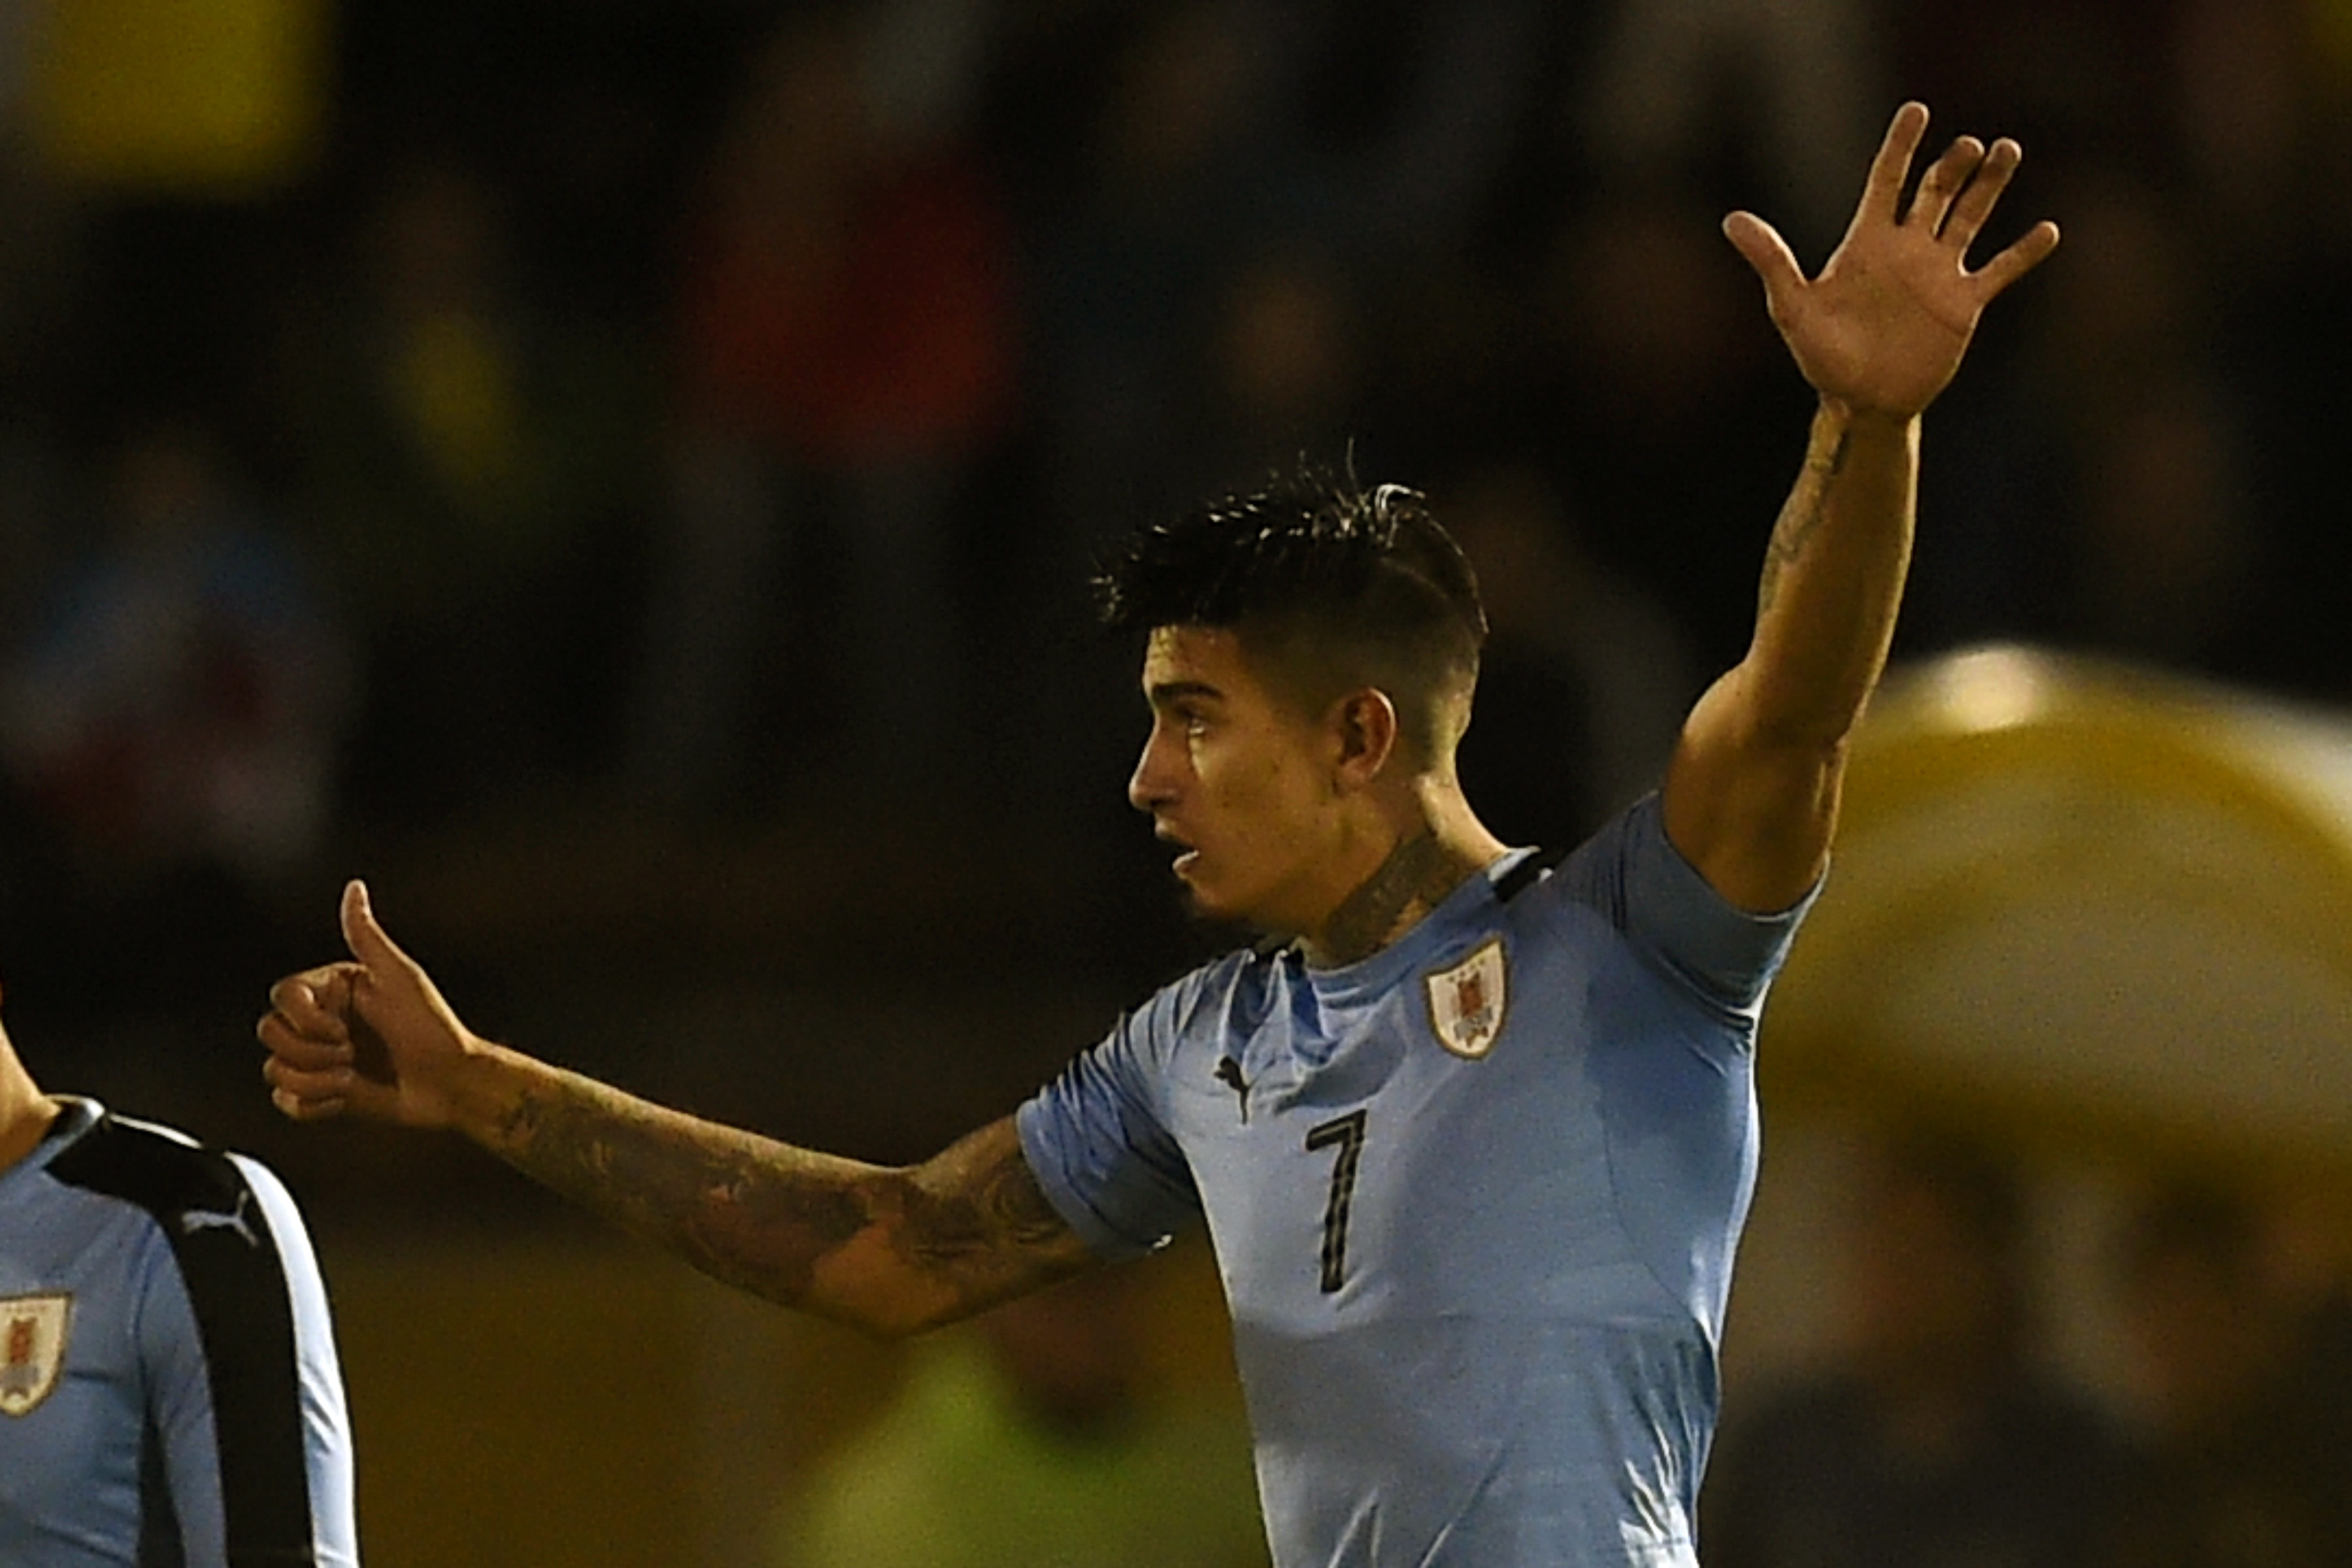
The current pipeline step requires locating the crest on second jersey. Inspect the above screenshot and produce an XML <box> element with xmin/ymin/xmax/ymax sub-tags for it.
<box><xmin>1</xmin><ymin>1293</ymin><xmax>73</xmax><ymax>1417</ymax></box>
<box><xmin>1425</xmin><ymin>938</ymin><xmax>1508</xmax><ymax>1059</ymax></box>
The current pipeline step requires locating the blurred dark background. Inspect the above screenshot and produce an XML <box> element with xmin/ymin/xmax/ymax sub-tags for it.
<box><xmin>5</xmin><ymin>4</ymin><xmax>2352</xmax><ymax>1561</ymax></box>
<box><xmin>8</xmin><ymin>0</ymin><xmax>2345</xmax><ymax>1191</ymax></box>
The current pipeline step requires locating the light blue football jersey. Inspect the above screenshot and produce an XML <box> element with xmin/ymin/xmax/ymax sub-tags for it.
<box><xmin>1018</xmin><ymin>796</ymin><xmax>1814</xmax><ymax>1567</ymax></box>
<box><xmin>0</xmin><ymin>1098</ymin><xmax>358</xmax><ymax>1567</ymax></box>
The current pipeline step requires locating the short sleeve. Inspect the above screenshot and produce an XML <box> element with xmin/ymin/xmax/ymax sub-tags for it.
<box><xmin>1017</xmin><ymin>995</ymin><xmax>1204</xmax><ymax>1260</ymax></box>
<box><xmin>232</xmin><ymin>1156</ymin><xmax>360</xmax><ymax>1568</ymax></box>
<box><xmin>1551</xmin><ymin>793</ymin><xmax>1820</xmax><ymax>1016</ymax></box>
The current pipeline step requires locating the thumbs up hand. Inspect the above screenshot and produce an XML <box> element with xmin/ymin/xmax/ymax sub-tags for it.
<box><xmin>259</xmin><ymin>881</ymin><xmax>487</xmax><ymax>1131</ymax></box>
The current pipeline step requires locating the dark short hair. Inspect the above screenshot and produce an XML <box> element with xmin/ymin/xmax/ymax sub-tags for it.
<box><xmin>1094</xmin><ymin>462</ymin><xmax>1488</xmax><ymax>760</ymax></box>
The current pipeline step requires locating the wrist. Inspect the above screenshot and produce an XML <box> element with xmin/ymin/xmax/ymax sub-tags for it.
<box><xmin>441</xmin><ymin>1032</ymin><xmax>533</xmax><ymax>1141</ymax></box>
<box><xmin>1818</xmin><ymin>395</ymin><xmax>1922</xmax><ymax>438</ymax></box>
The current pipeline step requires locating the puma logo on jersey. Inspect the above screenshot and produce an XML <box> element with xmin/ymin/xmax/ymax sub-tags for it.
<box><xmin>180</xmin><ymin>1192</ymin><xmax>259</xmax><ymax>1248</ymax></box>
<box><xmin>1215</xmin><ymin>1056</ymin><xmax>1252</xmax><ymax>1122</ymax></box>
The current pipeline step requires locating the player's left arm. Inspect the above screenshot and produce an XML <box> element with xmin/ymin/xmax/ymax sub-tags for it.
<box><xmin>142</xmin><ymin>1250</ymin><xmax>229</xmax><ymax>1559</ymax></box>
<box><xmin>231</xmin><ymin>1156</ymin><xmax>361</xmax><ymax>1566</ymax></box>
<box><xmin>1662</xmin><ymin>102</ymin><xmax>2059</xmax><ymax>913</ymax></box>
<box><xmin>139</xmin><ymin>1155</ymin><xmax>359</xmax><ymax>1567</ymax></box>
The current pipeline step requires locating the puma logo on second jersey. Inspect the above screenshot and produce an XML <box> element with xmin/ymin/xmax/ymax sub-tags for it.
<box><xmin>180</xmin><ymin>1192</ymin><xmax>260</xmax><ymax>1249</ymax></box>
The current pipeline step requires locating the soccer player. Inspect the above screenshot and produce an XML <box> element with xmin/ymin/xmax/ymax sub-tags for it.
<box><xmin>0</xmin><ymin>988</ymin><xmax>360</xmax><ymax>1567</ymax></box>
<box><xmin>257</xmin><ymin>104</ymin><xmax>2055</xmax><ymax>1567</ymax></box>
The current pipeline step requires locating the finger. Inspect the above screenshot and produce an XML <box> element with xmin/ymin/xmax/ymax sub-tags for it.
<box><xmin>1905</xmin><ymin>135</ymin><xmax>1986</xmax><ymax>233</ymax></box>
<box><xmin>1970</xmin><ymin>218</ymin><xmax>2062</xmax><ymax>300</ymax></box>
<box><xmin>257</xmin><ymin>1010</ymin><xmax>356</xmax><ymax>1071</ymax></box>
<box><xmin>1939</xmin><ymin>137</ymin><xmax>2021</xmax><ymax>251</ymax></box>
<box><xmin>340</xmin><ymin>879</ymin><xmax>421</xmax><ymax>978</ymax></box>
<box><xmin>265</xmin><ymin>1052</ymin><xmax>357</xmax><ymax>1108</ymax></box>
<box><xmin>272</xmin><ymin>1086</ymin><xmax>348</xmax><ymax>1123</ymax></box>
<box><xmin>1859</xmin><ymin>101</ymin><xmax>1932</xmax><ymax>225</ymax></box>
<box><xmin>267</xmin><ymin>968</ymin><xmax>356</xmax><ymax>1041</ymax></box>
<box><xmin>1722</xmin><ymin>210</ymin><xmax>1807</xmax><ymax>316</ymax></box>
<box><xmin>266</xmin><ymin>1041</ymin><xmax>410</xmax><ymax>1124</ymax></box>
<box><xmin>265</xmin><ymin>1051</ymin><xmax>351</xmax><ymax>1094</ymax></box>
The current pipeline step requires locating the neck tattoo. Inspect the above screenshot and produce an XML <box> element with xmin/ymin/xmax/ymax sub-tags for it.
<box><xmin>1311</xmin><ymin>832</ymin><xmax>1482</xmax><ymax>968</ymax></box>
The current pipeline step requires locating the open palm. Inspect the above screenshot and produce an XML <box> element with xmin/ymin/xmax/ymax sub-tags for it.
<box><xmin>1725</xmin><ymin>102</ymin><xmax>2061</xmax><ymax>419</ymax></box>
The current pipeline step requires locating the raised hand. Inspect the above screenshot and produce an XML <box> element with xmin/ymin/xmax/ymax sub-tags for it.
<box><xmin>1723</xmin><ymin>101</ymin><xmax>2060</xmax><ymax>421</ymax></box>
<box><xmin>259</xmin><ymin>881</ymin><xmax>483</xmax><ymax>1130</ymax></box>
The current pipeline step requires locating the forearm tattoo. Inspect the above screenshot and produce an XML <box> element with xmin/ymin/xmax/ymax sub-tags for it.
<box><xmin>1757</xmin><ymin>424</ymin><xmax>1852</xmax><ymax>617</ymax></box>
<box><xmin>487</xmin><ymin>1075</ymin><xmax>1074</xmax><ymax>1320</ymax></box>
<box><xmin>893</xmin><ymin>1132</ymin><xmax>1079</xmax><ymax>1270</ymax></box>
<box><xmin>1317</xmin><ymin>830</ymin><xmax>1486</xmax><ymax>968</ymax></box>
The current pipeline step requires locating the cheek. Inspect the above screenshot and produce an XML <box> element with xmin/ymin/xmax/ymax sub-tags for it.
<box><xmin>1204</xmin><ymin>749</ymin><xmax>1328</xmax><ymax>846</ymax></box>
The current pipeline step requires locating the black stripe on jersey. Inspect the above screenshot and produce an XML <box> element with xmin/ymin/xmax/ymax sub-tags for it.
<box><xmin>1494</xmin><ymin>846</ymin><xmax>1564</xmax><ymax>903</ymax></box>
<box><xmin>48</xmin><ymin>1113</ymin><xmax>321</xmax><ymax>1566</ymax></box>
<box><xmin>139</xmin><ymin>1408</ymin><xmax>188</xmax><ymax>1568</ymax></box>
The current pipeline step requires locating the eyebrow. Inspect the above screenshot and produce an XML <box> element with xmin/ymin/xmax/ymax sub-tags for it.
<box><xmin>1145</xmin><ymin>679</ymin><xmax>1225</xmax><ymax>709</ymax></box>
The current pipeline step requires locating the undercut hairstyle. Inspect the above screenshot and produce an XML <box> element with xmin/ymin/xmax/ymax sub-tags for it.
<box><xmin>1094</xmin><ymin>462</ymin><xmax>1489</xmax><ymax>764</ymax></box>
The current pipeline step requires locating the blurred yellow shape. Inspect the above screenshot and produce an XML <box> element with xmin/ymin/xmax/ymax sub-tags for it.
<box><xmin>29</xmin><ymin>0</ymin><xmax>327</xmax><ymax>192</ymax></box>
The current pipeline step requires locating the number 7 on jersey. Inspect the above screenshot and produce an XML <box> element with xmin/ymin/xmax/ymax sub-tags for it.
<box><xmin>1305</xmin><ymin>1110</ymin><xmax>1368</xmax><ymax>1294</ymax></box>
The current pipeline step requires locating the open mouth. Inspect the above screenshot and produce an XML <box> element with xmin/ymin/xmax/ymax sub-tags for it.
<box><xmin>1156</xmin><ymin>825</ymin><xmax>1198</xmax><ymax>875</ymax></box>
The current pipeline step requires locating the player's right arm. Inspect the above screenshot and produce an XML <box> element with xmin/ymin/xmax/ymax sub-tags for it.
<box><xmin>258</xmin><ymin>882</ymin><xmax>1099</xmax><ymax>1338</ymax></box>
<box><xmin>1661</xmin><ymin>103</ymin><xmax>2057</xmax><ymax>915</ymax></box>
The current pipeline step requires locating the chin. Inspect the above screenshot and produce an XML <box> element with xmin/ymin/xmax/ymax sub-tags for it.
<box><xmin>1176</xmin><ymin>878</ymin><xmax>1228</xmax><ymax>922</ymax></box>
<box><xmin>1173</xmin><ymin>873</ymin><xmax>1245</xmax><ymax>928</ymax></box>
<box><xmin>1179</xmin><ymin>881</ymin><xmax>1290</xmax><ymax>947</ymax></box>
<box><xmin>1177</xmin><ymin>894</ymin><xmax>1260</xmax><ymax>948</ymax></box>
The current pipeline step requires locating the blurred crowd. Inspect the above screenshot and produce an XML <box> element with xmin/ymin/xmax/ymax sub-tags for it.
<box><xmin>4</xmin><ymin>0</ymin><xmax>2351</xmax><ymax>1023</ymax></box>
<box><xmin>1704</xmin><ymin>1122</ymin><xmax>2352</xmax><ymax>1568</ymax></box>
<box><xmin>5</xmin><ymin>5</ymin><xmax>2349</xmax><ymax>1563</ymax></box>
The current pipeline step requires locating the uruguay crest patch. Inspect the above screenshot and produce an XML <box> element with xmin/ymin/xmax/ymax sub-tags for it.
<box><xmin>1</xmin><ymin>1293</ymin><xmax>72</xmax><ymax>1417</ymax></box>
<box><xmin>1425</xmin><ymin>938</ymin><xmax>1508</xmax><ymax>1059</ymax></box>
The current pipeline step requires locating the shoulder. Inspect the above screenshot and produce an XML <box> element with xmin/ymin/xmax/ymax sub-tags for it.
<box><xmin>44</xmin><ymin>1105</ymin><xmax>313</xmax><ymax>1280</ymax></box>
<box><xmin>42</xmin><ymin>1105</ymin><xmax>247</xmax><ymax>1220</ymax></box>
<box><xmin>1126</xmin><ymin>943</ymin><xmax>1288</xmax><ymax>1051</ymax></box>
<box><xmin>1541</xmin><ymin>793</ymin><xmax>1817</xmax><ymax>1011</ymax></box>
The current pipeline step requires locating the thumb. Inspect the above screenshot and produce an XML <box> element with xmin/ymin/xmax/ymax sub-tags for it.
<box><xmin>1722</xmin><ymin>210</ymin><xmax>1805</xmax><ymax>314</ymax></box>
<box><xmin>336</xmin><ymin>879</ymin><xmax>441</xmax><ymax>1096</ymax></box>
<box><xmin>339</xmin><ymin>879</ymin><xmax>415</xmax><ymax>975</ymax></box>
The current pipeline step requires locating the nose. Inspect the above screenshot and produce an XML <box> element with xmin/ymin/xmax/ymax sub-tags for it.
<box><xmin>1128</xmin><ymin>721</ymin><xmax>1177</xmax><ymax>813</ymax></box>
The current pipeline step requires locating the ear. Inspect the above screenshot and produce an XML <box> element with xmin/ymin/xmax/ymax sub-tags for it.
<box><xmin>1330</xmin><ymin>688</ymin><xmax>1400</xmax><ymax>790</ymax></box>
